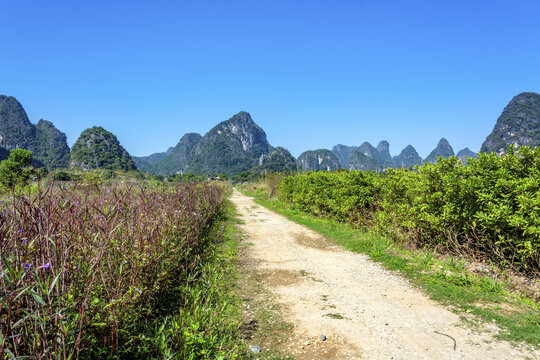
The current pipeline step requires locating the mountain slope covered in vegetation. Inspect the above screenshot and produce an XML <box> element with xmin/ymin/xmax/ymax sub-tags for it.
<box><xmin>297</xmin><ymin>149</ymin><xmax>340</xmax><ymax>171</ymax></box>
<box><xmin>186</xmin><ymin>112</ymin><xmax>274</xmax><ymax>176</ymax></box>
<box><xmin>70</xmin><ymin>126</ymin><xmax>137</xmax><ymax>171</ymax></box>
<box><xmin>155</xmin><ymin>133</ymin><xmax>202</xmax><ymax>175</ymax></box>
<box><xmin>0</xmin><ymin>95</ymin><xmax>70</xmax><ymax>168</ymax></box>
<box><xmin>424</xmin><ymin>138</ymin><xmax>455</xmax><ymax>164</ymax></box>
<box><xmin>34</xmin><ymin>119</ymin><xmax>71</xmax><ymax>168</ymax></box>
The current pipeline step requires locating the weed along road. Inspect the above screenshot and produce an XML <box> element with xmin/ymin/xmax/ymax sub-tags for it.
<box><xmin>231</xmin><ymin>190</ymin><xmax>537</xmax><ymax>360</ymax></box>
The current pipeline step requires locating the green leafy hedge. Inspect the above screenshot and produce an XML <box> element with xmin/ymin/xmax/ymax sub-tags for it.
<box><xmin>279</xmin><ymin>147</ymin><xmax>540</xmax><ymax>273</ymax></box>
<box><xmin>279</xmin><ymin>170</ymin><xmax>379</xmax><ymax>224</ymax></box>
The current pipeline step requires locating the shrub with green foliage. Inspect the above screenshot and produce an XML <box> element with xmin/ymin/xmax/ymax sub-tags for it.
<box><xmin>51</xmin><ymin>170</ymin><xmax>80</xmax><ymax>181</ymax></box>
<box><xmin>0</xmin><ymin>149</ymin><xmax>34</xmax><ymax>194</ymax></box>
<box><xmin>231</xmin><ymin>171</ymin><xmax>261</xmax><ymax>183</ymax></box>
<box><xmin>279</xmin><ymin>147</ymin><xmax>540</xmax><ymax>273</ymax></box>
<box><xmin>279</xmin><ymin>169</ymin><xmax>379</xmax><ymax>225</ymax></box>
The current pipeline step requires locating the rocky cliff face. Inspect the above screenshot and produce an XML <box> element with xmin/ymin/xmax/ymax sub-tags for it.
<box><xmin>362</xmin><ymin>142</ymin><xmax>390</xmax><ymax>166</ymax></box>
<box><xmin>70</xmin><ymin>126</ymin><xmax>136</xmax><ymax>171</ymax></box>
<box><xmin>332</xmin><ymin>144</ymin><xmax>359</xmax><ymax>168</ymax></box>
<box><xmin>34</xmin><ymin>120</ymin><xmax>71</xmax><ymax>168</ymax></box>
<box><xmin>346</xmin><ymin>142</ymin><xmax>383</xmax><ymax>171</ymax></box>
<box><xmin>481</xmin><ymin>92</ymin><xmax>540</xmax><ymax>154</ymax></box>
<box><xmin>424</xmin><ymin>138</ymin><xmax>455</xmax><ymax>163</ymax></box>
<box><xmin>0</xmin><ymin>96</ymin><xmax>36</xmax><ymax>151</ymax></box>
<box><xmin>186</xmin><ymin>112</ymin><xmax>273</xmax><ymax>176</ymax></box>
<box><xmin>296</xmin><ymin>149</ymin><xmax>340</xmax><ymax>171</ymax></box>
<box><xmin>135</xmin><ymin>112</ymin><xmax>298</xmax><ymax>176</ymax></box>
<box><xmin>376</xmin><ymin>141</ymin><xmax>392</xmax><ymax>165</ymax></box>
<box><xmin>348</xmin><ymin>150</ymin><xmax>381</xmax><ymax>171</ymax></box>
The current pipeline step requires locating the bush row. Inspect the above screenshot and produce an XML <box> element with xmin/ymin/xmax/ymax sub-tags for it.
<box><xmin>279</xmin><ymin>147</ymin><xmax>540</xmax><ymax>273</ymax></box>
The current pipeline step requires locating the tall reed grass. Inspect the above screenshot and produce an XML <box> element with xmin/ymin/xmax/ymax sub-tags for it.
<box><xmin>1</xmin><ymin>181</ymin><xmax>234</xmax><ymax>358</ymax></box>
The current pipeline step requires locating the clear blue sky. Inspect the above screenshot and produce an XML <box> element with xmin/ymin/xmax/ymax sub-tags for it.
<box><xmin>1</xmin><ymin>0</ymin><xmax>539</xmax><ymax>158</ymax></box>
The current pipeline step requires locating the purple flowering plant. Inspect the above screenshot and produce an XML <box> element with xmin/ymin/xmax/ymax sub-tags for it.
<box><xmin>0</xmin><ymin>180</ymin><xmax>225</xmax><ymax>357</ymax></box>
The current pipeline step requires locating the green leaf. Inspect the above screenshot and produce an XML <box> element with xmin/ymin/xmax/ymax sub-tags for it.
<box><xmin>30</xmin><ymin>290</ymin><xmax>47</xmax><ymax>306</ymax></box>
<box><xmin>11</xmin><ymin>313</ymin><xmax>33</xmax><ymax>330</ymax></box>
<box><xmin>48</xmin><ymin>273</ymin><xmax>60</xmax><ymax>296</ymax></box>
<box><xmin>13</xmin><ymin>285</ymin><xmax>31</xmax><ymax>301</ymax></box>
<box><xmin>2</xmin><ymin>254</ymin><xmax>15</xmax><ymax>280</ymax></box>
<box><xmin>34</xmin><ymin>274</ymin><xmax>46</xmax><ymax>294</ymax></box>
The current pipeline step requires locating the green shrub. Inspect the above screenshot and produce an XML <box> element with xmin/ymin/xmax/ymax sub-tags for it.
<box><xmin>0</xmin><ymin>149</ymin><xmax>34</xmax><ymax>194</ymax></box>
<box><xmin>278</xmin><ymin>147</ymin><xmax>540</xmax><ymax>273</ymax></box>
<box><xmin>279</xmin><ymin>170</ymin><xmax>379</xmax><ymax>226</ymax></box>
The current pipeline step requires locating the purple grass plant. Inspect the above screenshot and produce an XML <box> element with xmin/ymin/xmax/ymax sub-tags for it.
<box><xmin>0</xmin><ymin>181</ymin><xmax>225</xmax><ymax>359</ymax></box>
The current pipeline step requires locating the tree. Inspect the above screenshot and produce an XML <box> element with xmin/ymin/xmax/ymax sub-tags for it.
<box><xmin>0</xmin><ymin>149</ymin><xmax>34</xmax><ymax>194</ymax></box>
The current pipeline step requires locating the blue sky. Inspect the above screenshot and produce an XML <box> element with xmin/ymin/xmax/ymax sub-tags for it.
<box><xmin>1</xmin><ymin>0</ymin><xmax>539</xmax><ymax>158</ymax></box>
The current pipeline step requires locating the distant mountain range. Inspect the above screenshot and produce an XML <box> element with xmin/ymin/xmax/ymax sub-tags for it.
<box><xmin>295</xmin><ymin>91</ymin><xmax>539</xmax><ymax>171</ymax></box>
<box><xmin>0</xmin><ymin>91</ymin><xmax>538</xmax><ymax>175</ymax></box>
<box><xmin>294</xmin><ymin>138</ymin><xmax>476</xmax><ymax>172</ymax></box>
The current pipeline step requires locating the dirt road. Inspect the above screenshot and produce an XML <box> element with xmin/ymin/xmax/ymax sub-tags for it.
<box><xmin>231</xmin><ymin>190</ymin><xmax>538</xmax><ymax>360</ymax></box>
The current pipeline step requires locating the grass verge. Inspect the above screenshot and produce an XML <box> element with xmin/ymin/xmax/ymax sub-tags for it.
<box><xmin>238</xmin><ymin>184</ymin><xmax>540</xmax><ymax>349</ymax></box>
<box><xmin>223</xmin><ymin>193</ymin><xmax>295</xmax><ymax>359</ymax></box>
